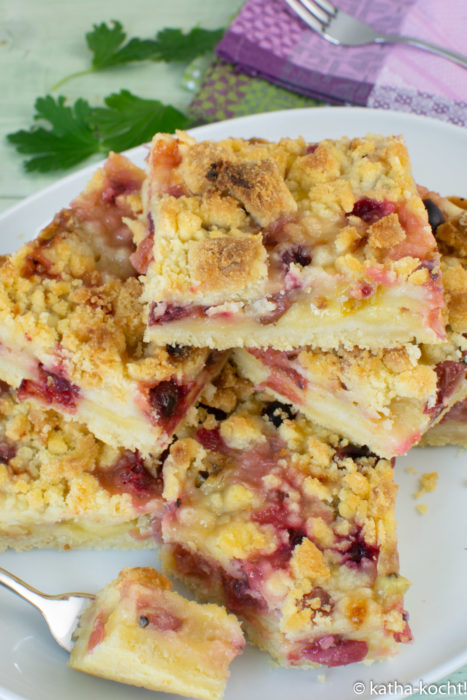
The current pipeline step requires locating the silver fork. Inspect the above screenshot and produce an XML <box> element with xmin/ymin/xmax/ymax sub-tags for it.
<box><xmin>284</xmin><ymin>0</ymin><xmax>467</xmax><ymax>69</ymax></box>
<box><xmin>0</xmin><ymin>567</ymin><xmax>94</xmax><ymax>652</ymax></box>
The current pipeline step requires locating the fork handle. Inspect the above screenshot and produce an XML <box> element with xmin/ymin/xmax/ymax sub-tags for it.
<box><xmin>376</xmin><ymin>34</ymin><xmax>467</xmax><ymax>69</ymax></box>
<box><xmin>0</xmin><ymin>566</ymin><xmax>48</xmax><ymax>612</ymax></box>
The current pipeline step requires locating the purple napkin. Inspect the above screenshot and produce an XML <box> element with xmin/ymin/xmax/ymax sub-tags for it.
<box><xmin>217</xmin><ymin>0</ymin><xmax>467</xmax><ymax>126</ymax></box>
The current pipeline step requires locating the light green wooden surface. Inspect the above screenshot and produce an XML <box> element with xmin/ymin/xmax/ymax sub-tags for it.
<box><xmin>0</xmin><ymin>0</ymin><xmax>243</xmax><ymax>211</ymax></box>
<box><xmin>0</xmin><ymin>1</ymin><xmax>466</xmax><ymax>696</ymax></box>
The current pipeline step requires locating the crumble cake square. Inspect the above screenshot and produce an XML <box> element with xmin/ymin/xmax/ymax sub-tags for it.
<box><xmin>233</xmin><ymin>193</ymin><xmax>467</xmax><ymax>458</ymax></box>
<box><xmin>0</xmin><ymin>385</ymin><xmax>164</xmax><ymax>551</ymax></box>
<box><xmin>160</xmin><ymin>382</ymin><xmax>411</xmax><ymax>668</ymax></box>
<box><xmin>69</xmin><ymin>566</ymin><xmax>244</xmax><ymax>700</ymax></box>
<box><xmin>0</xmin><ymin>153</ymin><xmax>226</xmax><ymax>456</ymax></box>
<box><xmin>132</xmin><ymin>130</ymin><xmax>445</xmax><ymax>350</ymax></box>
<box><xmin>233</xmin><ymin>341</ymin><xmax>466</xmax><ymax>459</ymax></box>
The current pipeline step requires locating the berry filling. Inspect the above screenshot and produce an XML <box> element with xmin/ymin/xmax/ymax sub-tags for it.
<box><xmin>95</xmin><ymin>451</ymin><xmax>162</xmax><ymax>506</ymax></box>
<box><xmin>130</xmin><ymin>232</ymin><xmax>154</xmax><ymax>274</ymax></box>
<box><xmin>149</xmin><ymin>138</ymin><xmax>182</xmax><ymax>196</ymax></box>
<box><xmin>149</xmin><ymin>302</ymin><xmax>200</xmax><ymax>325</ymax></box>
<box><xmin>0</xmin><ymin>440</ymin><xmax>17</xmax><ymax>464</ymax></box>
<box><xmin>18</xmin><ymin>364</ymin><xmax>80</xmax><ymax>410</ymax></box>
<box><xmin>259</xmin><ymin>291</ymin><xmax>297</xmax><ymax>325</ymax></box>
<box><xmin>440</xmin><ymin>397</ymin><xmax>467</xmax><ymax>423</ymax></box>
<box><xmin>87</xmin><ymin>611</ymin><xmax>107</xmax><ymax>653</ymax></box>
<box><xmin>343</xmin><ymin>531</ymin><xmax>379</xmax><ymax>566</ymax></box>
<box><xmin>149</xmin><ymin>379</ymin><xmax>183</xmax><ymax>420</ymax></box>
<box><xmin>195</xmin><ymin>427</ymin><xmax>226</xmax><ymax>452</ymax></box>
<box><xmin>72</xmin><ymin>153</ymin><xmax>144</xmax><ymax>250</ymax></box>
<box><xmin>147</xmin><ymin>378</ymin><xmax>193</xmax><ymax>434</ymax></box>
<box><xmin>290</xmin><ymin>635</ymin><xmax>368</xmax><ymax>667</ymax></box>
<box><xmin>349</xmin><ymin>198</ymin><xmax>396</xmax><ymax>224</ymax></box>
<box><xmin>137</xmin><ymin>605</ymin><xmax>183</xmax><ymax>632</ymax></box>
<box><xmin>423</xmin><ymin>199</ymin><xmax>445</xmax><ymax>232</ymax></box>
<box><xmin>281</xmin><ymin>245</ymin><xmax>312</xmax><ymax>270</ymax></box>
<box><xmin>222</xmin><ymin>571</ymin><xmax>266</xmax><ymax>614</ymax></box>
<box><xmin>250</xmin><ymin>348</ymin><xmax>306</xmax><ymax>388</ymax></box>
<box><xmin>425</xmin><ymin>360</ymin><xmax>466</xmax><ymax>418</ymax></box>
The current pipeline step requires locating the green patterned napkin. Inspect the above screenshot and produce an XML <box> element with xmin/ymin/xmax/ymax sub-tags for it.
<box><xmin>187</xmin><ymin>59</ymin><xmax>322</xmax><ymax>125</ymax></box>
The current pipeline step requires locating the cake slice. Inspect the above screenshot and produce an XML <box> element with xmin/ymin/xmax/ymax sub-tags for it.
<box><xmin>132</xmin><ymin>130</ymin><xmax>445</xmax><ymax>350</ymax></box>
<box><xmin>0</xmin><ymin>153</ymin><xmax>226</xmax><ymax>455</ymax></box>
<box><xmin>233</xmin><ymin>341</ymin><xmax>465</xmax><ymax>459</ymax></box>
<box><xmin>160</xmin><ymin>382</ymin><xmax>411</xmax><ymax>668</ymax></box>
<box><xmin>233</xmin><ymin>194</ymin><xmax>467</xmax><ymax>458</ymax></box>
<box><xmin>69</xmin><ymin>567</ymin><xmax>244</xmax><ymax>700</ymax></box>
<box><xmin>0</xmin><ymin>385</ymin><xmax>164</xmax><ymax>551</ymax></box>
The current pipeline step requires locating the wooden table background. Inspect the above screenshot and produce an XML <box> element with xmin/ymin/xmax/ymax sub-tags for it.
<box><xmin>0</xmin><ymin>0</ymin><xmax>466</xmax><ymax>696</ymax></box>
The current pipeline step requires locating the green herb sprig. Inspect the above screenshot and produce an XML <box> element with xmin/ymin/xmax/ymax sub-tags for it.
<box><xmin>7</xmin><ymin>21</ymin><xmax>224</xmax><ymax>173</ymax></box>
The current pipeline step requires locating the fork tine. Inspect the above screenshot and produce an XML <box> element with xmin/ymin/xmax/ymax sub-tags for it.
<box><xmin>299</xmin><ymin>0</ymin><xmax>332</xmax><ymax>24</ymax></box>
<box><xmin>283</xmin><ymin>0</ymin><xmax>326</xmax><ymax>34</ymax></box>
<box><xmin>311</xmin><ymin>0</ymin><xmax>337</xmax><ymax>17</ymax></box>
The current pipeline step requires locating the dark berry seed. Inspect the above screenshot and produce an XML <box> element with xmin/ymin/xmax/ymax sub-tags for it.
<box><xmin>206</xmin><ymin>161</ymin><xmax>222</xmax><ymax>181</ymax></box>
<box><xmin>165</xmin><ymin>344</ymin><xmax>190</xmax><ymax>360</ymax></box>
<box><xmin>139</xmin><ymin>616</ymin><xmax>149</xmax><ymax>628</ymax></box>
<box><xmin>199</xmin><ymin>403</ymin><xmax>228</xmax><ymax>421</ymax></box>
<box><xmin>149</xmin><ymin>379</ymin><xmax>180</xmax><ymax>419</ymax></box>
<box><xmin>0</xmin><ymin>440</ymin><xmax>16</xmax><ymax>464</ymax></box>
<box><xmin>261</xmin><ymin>401</ymin><xmax>296</xmax><ymax>427</ymax></box>
<box><xmin>288</xmin><ymin>528</ymin><xmax>306</xmax><ymax>549</ymax></box>
<box><xmin>345</xmin><ymin>534</ymin><xmax>379</xmax><ymax>564</ymax></box>
<box><xmin>195</xmin><ymin>469</ymin><xmax>211</xmax><ymax>487</ymax></box>
<box><xmin>334</xmin><ymin>444</ymin><xmax>376</xmax><ymax>461</ymax></box>
<box><xmin>281</xmin><ymin>245</ymin><xmax>312</xmax><ymax>269</ymax></box>
<box><xmin>423</xmin><ymin>199</ymin><xmax>445</xmax><ymax>232</ymax></box>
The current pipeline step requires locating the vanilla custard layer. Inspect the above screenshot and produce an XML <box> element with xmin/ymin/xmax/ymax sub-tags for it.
<box><xmin>0</xmin><ymin>517</ymin><xmax>156</xmax><ymax>552</ymax></box>
<box><xmin>146</xmin><ymin>288</ymin><xmax>443</xmax><ymax>351</ymax></box>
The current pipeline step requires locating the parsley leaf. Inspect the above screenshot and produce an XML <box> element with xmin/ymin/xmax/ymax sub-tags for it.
<box><xmin>86</xmin><ymin>20</ymin><xmax>159</xmax><ymax>70</ymax></box>
<box><xmin>86</xmin><ymin>20</ymin><xmax>126</xmax><ymax>69</ymax></box>
<box><xmin>151</xmin><ymin>27</ymin><xmax>224</xmax><ymax>63</ymax></box>
<box><xmin>7</xmin><ymin>92</ymin><xmax>189</xmax><ymax>173</ymax></box>
<box><xmin>54</xmin><ymin>21</ymin><xmax>224</xmax><ymax>88</ymax></box>
<box><xmin>7</xmin><ymin>96</ymin><xmax>100</xmax><ymax>172</ymax></box>
<box><xmin>92</xmin><ymin>90</ymin><xmax>190</xmax><ymax>153</ymax></box>
<box><xmin>86</xmin><ymin>22</ymin><xmax>223</xmax><ymax>68</ymax></box>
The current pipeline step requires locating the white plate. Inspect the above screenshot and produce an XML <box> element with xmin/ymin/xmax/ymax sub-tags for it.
<box><xmin>0</xmin><ymin>107</ymin><xmax>466</xmax><ymax>700</ymax></box>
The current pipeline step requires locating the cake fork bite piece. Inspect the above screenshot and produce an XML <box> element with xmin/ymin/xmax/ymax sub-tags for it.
<box><xmin>69</xmin><ymin>567</ymin><xmax>245</xmax><ymax>700</ymax></box>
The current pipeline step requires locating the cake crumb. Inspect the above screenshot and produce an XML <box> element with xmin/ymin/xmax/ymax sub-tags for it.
<box><xmin>405</xmin><ymin>466</ymin><xmax>416</xmax><ymax>475</ymax></box>
<box><xmin>416</xmin><ymin>503</ymin><xmax>428</xmax><ymax>515</ymax></box>
<box><xmin>414</xmin><ymin>471</ymin><xmax>438</xmax><ymax>499</ymax></box>
<box><xmin>317</xmin><ymin>674</ymin><xmax>326</xmax><ymax>683</ymax></box>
